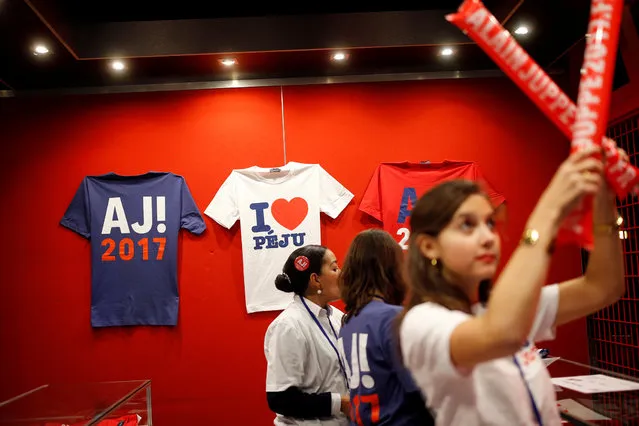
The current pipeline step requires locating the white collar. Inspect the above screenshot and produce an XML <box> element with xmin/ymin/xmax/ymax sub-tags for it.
<box><xmin>295</xmin><ymin>294</ymin><xmax>332</xmax><ymax>317</ymax></box>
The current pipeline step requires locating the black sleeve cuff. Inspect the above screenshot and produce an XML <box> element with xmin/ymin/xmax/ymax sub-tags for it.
<box><xmin>267</xmin><ymin>387</ymin><xmax>333</xmax><ymax>419</ymax></box>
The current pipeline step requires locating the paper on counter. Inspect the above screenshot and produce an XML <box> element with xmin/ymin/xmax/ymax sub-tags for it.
<box><xmin>551</xmin><ymin>374</ymin><xmax>639</xmax><ymax>394</ymax></box>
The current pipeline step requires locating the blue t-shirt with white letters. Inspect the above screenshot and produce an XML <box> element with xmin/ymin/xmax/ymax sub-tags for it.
<box><xmin>338</xmin><ymin>300</ymin><xmax>434</xmax><ymax>425</ymax></box>
<box><xmin>61</xmin><ymin>172</ymin><xmax>206</xmax><ymax>327</ymax></box>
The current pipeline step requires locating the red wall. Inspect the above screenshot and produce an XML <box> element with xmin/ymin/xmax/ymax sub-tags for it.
<box><xmin>0</xmin><ymin>78</ymin><xmax>587</xmax><ymax>425</ymax></box>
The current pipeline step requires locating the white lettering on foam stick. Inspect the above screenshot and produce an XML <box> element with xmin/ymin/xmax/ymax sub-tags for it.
<box><xmin>581</xmin><ymin>76</ymin><xmax>604</xmax><ymax>91</ymax></box>
<box><xmin>488</xmin><ymin>29</ymin><xmax>510</xmax><ymax>53</ymax></box>
<box><xmin>619</xmin><ymin>168</ymin><xmax>637</xmax><ymax>188</ymax></box>
<box><xmin>466</xmin><ymin>8</ymin><xmax>487</xmax><ymax>31</ymax></box>
<box><xmin>529</xmin><ymin>70</ymin><xmax>549</xmax><ymax>94</ymax></box>
<box><xmin>572</xmin><ymin>0</ymin><xmax>613</xmax><ymax>149</ymax></box>
<box><xmin>559</xmin><ymin>103</ymin><xmax>577</xmax><ymax>126</ymax></box>
<box><xmin>573</xmin><ymin>105</ymin><xmax>600</xmax><ymax>149</ymax></box>
<box><xmin>482</xmin><ymin>23</ymin><xmax>571</xmax><ymax>123</ymax></box>
<box><xmin>592</xmin><ymin>1</ymin><xmax>613</xmax><ymax>15</ymax></box>
<box><xmin>573</xmin><ymin>117</ymin><xmax>598</xmax><ymax>149</ymax></box>
<box><xmin>608</xmin><ymin>157</ymin><xmax>626</xmax><ymax>174</ymax></box>
<box><xmin>478</xmin><ymin>15</ymin><xmax>497</xmax><ymax>40</ymax></box>
<box><xmin>500</xmin><ymin>36</ymin><xmax>517</xmax><ymax>58</ymax></box>
<box><xmin>518</xmin><ymin>61</ymin><xmax>537</xmax><ymax>81</ymax></box>
<box><xmin>539</xmin><ymin>82</ymin><xmax>559</xmax><ymax>102</ymax></box>
<box><xmin>505</xmin><ymin>46</ymin><xmax>528</xmax><ymax>71</ymax></box>
<box><xmin>583</xmin><ymin>43</ymin><xmax>607</xmax><ymax>73</ymax></box>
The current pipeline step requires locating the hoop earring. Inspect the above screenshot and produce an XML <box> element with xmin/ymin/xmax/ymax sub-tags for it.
<box><xmin>430</xmin><ymin>258</ymin><xmax>438</xmax><ymax>267</ymax></box>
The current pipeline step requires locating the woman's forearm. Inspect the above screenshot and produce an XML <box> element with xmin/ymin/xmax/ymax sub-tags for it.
<box><xmin>585</xmin><ymin>191</ymin><xmax>625</xmax><ymax>301</ymax></box>
<box><xmin>482</xmin><ymin>206</ymin><xmax>559</xmax><ymax>349</ymax></box>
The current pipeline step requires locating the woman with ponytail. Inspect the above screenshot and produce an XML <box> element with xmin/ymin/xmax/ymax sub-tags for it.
<box><xmin>264</xmin><ymin>245</ymin><xmax>350</xmax><ymax>425</ymax></box>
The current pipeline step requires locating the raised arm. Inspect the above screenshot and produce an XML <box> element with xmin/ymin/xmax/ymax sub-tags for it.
<box><xmin>554</xmin><ymin>168</ymin><xmax>625</xmax><ymax>327</ymax></box>
<box><xmin>449</xmin><ymin>148</ymin><xmax>603</xmax><ymax>370</ymax></box>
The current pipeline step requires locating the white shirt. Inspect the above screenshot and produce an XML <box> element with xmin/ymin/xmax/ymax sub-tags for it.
<box><xmin>265</xmin><ymin>295</ymin><xmax>349</xmax><ymax>426</ymax></box>
<box><xmin>204</xmin><ymin>162</ymin><xmax>353</xmax><ymax>313</ymax></box>
<box><xmin>400</xmin><ymin>285</ymin><xmax>562</xmax><ymax>426</ymax></box>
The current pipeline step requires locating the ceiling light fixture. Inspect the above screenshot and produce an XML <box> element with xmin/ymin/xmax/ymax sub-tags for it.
<box><xmin>331</xmin><ymin>52</ymin><xmax>349</xmax><ymax>62</ymax></box>
<box><xmin>514</xmin><ymin>26</ymin><xmax>529</xmax><ymax>35</ymax></box>
<box><xmin>440</xmin><ymin>47</ymin><xmax>454</xmax><ymax>56</ymax></box>
<box><xmin>110</xmin><ymin>60</ymin><xmax>126</xmax><ymax>71</ymax></box>
<box><xmin>33</xmin><ymin>44</ymin><xmax>49</xmax><ymax>56</ymax></box>
<box><xmin>220</xmin><ymin>58</ymin><xmax>237</xmax><ymax>67</ymax></box>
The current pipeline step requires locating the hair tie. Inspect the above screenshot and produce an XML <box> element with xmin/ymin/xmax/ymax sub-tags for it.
<box><xmin>294</xmin><ymin>255</ymin><xmax>310</xmax><ymax>271</ymax></box>
<box><xmin>282</xmin><ymin>272</ymin><xmax>291</xmax><ymax>283</ymax></box>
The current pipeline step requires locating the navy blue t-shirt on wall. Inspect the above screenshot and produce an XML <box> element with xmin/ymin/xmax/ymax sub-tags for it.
<box><xmin>338</xmin><ymin>301</ymin><xmax>434</xmax><ymax>426</ymax></box>
<box><xmin>61</xmin><ymin>172</ymin><xmax>206</xmax><ymax>327</ymax></box>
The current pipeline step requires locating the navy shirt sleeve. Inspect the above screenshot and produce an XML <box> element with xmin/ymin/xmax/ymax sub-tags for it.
<box><xmin>179</xmin><ymin>177</ymin><xmax>206</xmax><ymax>235</ymax></box>
<box><xmin>60</xmin><ymin>178</ymin><xmax>91</xmax><ymax>239</ymax></box>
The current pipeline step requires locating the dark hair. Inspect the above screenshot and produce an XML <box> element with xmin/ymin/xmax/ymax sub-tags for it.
<box><xmin>340</xmin><ymin>229</ymin><xmax>407</xmax><ymax>324</ymax></box>
<box><xmin>274</xmin><ymin>245</ymin><xmax>328</xmax><ymax>295</ymax></box>
<box><xmin>404</xmin><ymin>179</ymin><xmax>492</xmax><ymax>315</ymax></box>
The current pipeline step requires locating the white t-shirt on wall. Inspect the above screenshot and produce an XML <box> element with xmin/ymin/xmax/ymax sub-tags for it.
<box><xmin>400</xmin><ymin>284</ymin><xmax>562</xmax><ymax>426</ymax></box>
<box><xmin>205</xmin><ymin>162</ymin><xmax>354</xmax><ymax>313</ymax></box>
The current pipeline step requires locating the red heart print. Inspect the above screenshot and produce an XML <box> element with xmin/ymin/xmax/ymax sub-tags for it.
<box><xmin>271</xmin><ymin>197</ymin><xmax>308</xmax><ymax>230</ymax></box>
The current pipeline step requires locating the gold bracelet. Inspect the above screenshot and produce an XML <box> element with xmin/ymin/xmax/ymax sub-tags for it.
<box><xmin>520</xmin><ymin>229</ymin><xmax>540</xmax><ymax>246</ymax></box>
<box><xmin>520</xmin><ymin>228</ymin><xmax>556</xmax><ymax>254</ymax></box>
<box><xmin>593</xmin><ymin>216</ymin><xmax>622</xmax><ymax>235</ymax></box>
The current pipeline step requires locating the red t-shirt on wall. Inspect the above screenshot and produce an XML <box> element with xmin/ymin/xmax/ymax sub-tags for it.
<box><xmin>360</xmin><ymin>161</ymin><xmax>506</xmax><ymax>249</ymax></box>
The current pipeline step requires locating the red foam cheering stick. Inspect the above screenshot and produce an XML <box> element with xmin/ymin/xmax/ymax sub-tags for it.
<box><xmin>446</xmin><ymin>0</ymin><xmax>637</xmax><ymax>198</ymax></box>
<box><xmin>447</xmin><ymin>0</ymin><xmax>629</xmax><ymax>249</ymax></box>
<box><xmin>557</xmin><ymin>0</ymin><xmax>624</xmax><ymax>248</ymax></box>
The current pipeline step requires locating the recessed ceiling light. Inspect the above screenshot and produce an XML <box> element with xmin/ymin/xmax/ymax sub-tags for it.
<box><xmin>514</xmin><ymin>26</ymin><xmax>529</xmax><ymax>35</ymax></box>
<box><xmin>219</xmin><ymin>58</ymin><xmax>237</xmax><ymax>67</ymax></box>
<box><xmin>110</xmin><ymin>60</ymin><xmax>126</xmax><ymax>71</ymax></box>
<box><xmin>440</xmin><ymin>47</ymin><xmax>454</xmax><ymax>56</ymax></box>
<box><xmin>33</xmin><ymin>44</ymin><xmax>49</xmax><ymax>56</ymax></box>
<box><xmin>331</xmin><ymin>52</ymin><xmax>348</xmax><ymax>61</ymax></box>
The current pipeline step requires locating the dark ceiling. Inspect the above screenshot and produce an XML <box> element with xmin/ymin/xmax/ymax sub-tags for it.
<box><xmin>0</xmin><ymin>1</ymin><xmax>599</xmax><ymax>95</ymax></box>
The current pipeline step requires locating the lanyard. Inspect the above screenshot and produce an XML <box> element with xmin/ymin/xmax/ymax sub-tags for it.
<box><xmin>513</xmin><ymin>354</ymin><xmax>543</xmax><ymax>426</ymax></box>
<box><xmin>299</xmin><ymin>297</ymin><xmax>349</xmax><ymax>388</ymax></box>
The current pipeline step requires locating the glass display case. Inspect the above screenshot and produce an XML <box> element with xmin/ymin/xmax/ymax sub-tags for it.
<box><xmin>548</xmin><ymin>358</ymin><xmax>639</xmax><ymax>425</ymax></box>
<box><xmin>0</xmin><ymin>380</ymin><xmax>152</xmax><ymax>426</ymax></box>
